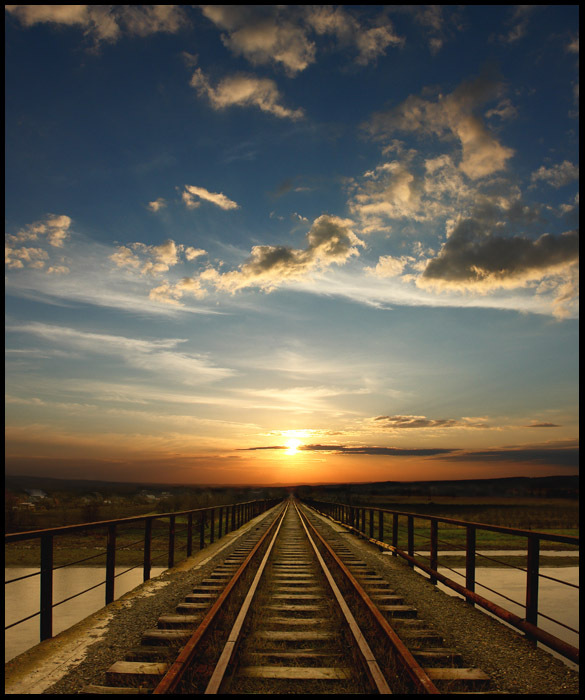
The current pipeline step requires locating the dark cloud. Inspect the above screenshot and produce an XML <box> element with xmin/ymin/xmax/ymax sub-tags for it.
<box><xmin>435</xmin><ymin>445</ymin><xmax>579</xmax><ymax>468</ymax></box>
<box><xmin>526</xmin><ymin>422</ymin><xmax>561</xmax><ymax>428</ymax></box>
<box><xmin>241</xmin><ymin>444</ymin><xmax>456</xmax><ymax>456</ymax></box>
<box><xmin>421</xmin><ymin>221</ymin><xmax>579</xmax><ymax>288</ymax></box>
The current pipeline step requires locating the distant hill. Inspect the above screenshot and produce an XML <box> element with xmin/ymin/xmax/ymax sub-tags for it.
<box><xmin>295</xmin><ymin>475</ymin><xmax>579</xmax><ymax>500</ymax></box>
<box><xmin>5</xmin><ymin>473</ymin><xmax>578</xmax><ymax>500</ymax></box>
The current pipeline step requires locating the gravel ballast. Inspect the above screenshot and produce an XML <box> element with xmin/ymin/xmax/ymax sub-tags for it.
<box><xmin>5</xmin><ymin>502</ymin><xmax>579</xmax><ymax>694</ymax></box>
<box><xmin>308</xmin><ymin>506</ymin><xmax>579</xmax><ymax>695</ymax></box>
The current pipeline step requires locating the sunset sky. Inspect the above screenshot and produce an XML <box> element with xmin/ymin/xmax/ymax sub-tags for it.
<box><xmin>5</xmin><ymin>5</ymin><xmax>579</xmax><ymax>486</ymax></box>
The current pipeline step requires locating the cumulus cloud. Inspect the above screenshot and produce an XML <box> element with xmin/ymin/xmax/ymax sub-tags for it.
<box><xmin>148</xmin><ymin>277</ymin><xmax>207</xmax><ymax>305</ymax></box>
<box><xmin>147</xmin><ymin>198</ymin><xmax>167</xmax><ymax>212</ymax></box>
<box><xmin>181</xmin><ymin>185</ymin><xmax>239</xmax><ymax>211</ymax></box>
<box><xmin>348</xmin><ymin>161</ymin><xmax>423</xmax><ymax>231</ymax></box>
<box><xmin>110</xmin><ymin>238</ymin><xmax>206</xmax><ymax>278</ymax></box>
<box><xmin>366</xmin><ymin>75</ymin><xmax>515</xmax><ymax>180</ymax></box>
<box><xmin>305</xmin><ymin>6</ymin><xmax>403</xmax><ymax>65</ymax></box>
<box><xmin>418</xmin><ymin>213</ymin><xmax>580</xmax><ymax>309</ymax></box>
<box><xmin>199</xmin><ymin>5</ymin><xmax>402</xmax><ymax>74</ymax></box>
<box><xmin>190</xmin><ymin>68</ymin><xmax>304</xmax><ymax>120</ymax></box>
<box><xmin>206</xmin><ymin>214</ymin><xmax>363</xmax><ymax>292</ymax></box>
<box><xmin>365</xmin><ymin>255</ymin><xmax>411</xmax><ymax>278</ymax></box>
<box><xmin>6</xmin><ymin>5</ymin><xmax>189</xmax><ymax>44</ymax></box>
<box><xmin>5</xmin><ymin>214</ymin><xmax>72</xmax><ymax>271</ymax></box>
<box><xmin>199</xmin><ymin>5</ymin><xmax>316</xmax><ymax>76</ymax></box>
<box><xmin>531</xmin><ymin>161</ymin><xmax>579</xmax><ymax>188</ymax></box>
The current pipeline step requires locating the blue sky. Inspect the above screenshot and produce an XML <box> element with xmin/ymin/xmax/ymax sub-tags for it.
<box><xmin>5</xmin><ymin>5</ymin><xmax>579</xmax><ymax>485</ymax></box>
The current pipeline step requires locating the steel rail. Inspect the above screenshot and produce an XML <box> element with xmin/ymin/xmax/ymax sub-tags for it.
<box><xmin>294</xmin><ymin>502</ymin><xmax>392</xmax><ymax>694</ymax></box>
<box><xmin>152</xmin><ymin>503</ymin><xmax>286</xmax><ymax>694</ymax></box>
<box><xmin>204</xmin><ymin>502</ymin><xmax>289</xmax><ymax>694</ymax></box>
<box><xmin>297</xmin><ymin>503</ymin><xmax>441</xmax><ymax>694</ymax></box>
<box><xmin>368</xmin><ymin>536</ymin><xmax>579</xmax><ymax>665</ymax></box>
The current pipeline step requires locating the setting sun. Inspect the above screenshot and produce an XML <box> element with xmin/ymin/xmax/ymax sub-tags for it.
<box><xmin>285</xmin><ymin>438</ymin><xmax>302</xmax><ymax>456</ymax></box>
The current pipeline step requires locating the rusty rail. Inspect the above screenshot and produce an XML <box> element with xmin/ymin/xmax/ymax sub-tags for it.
<box><xmin>303</xmin><ymin>499</ymin><xmax>579</xmax><ymax>665</ymax></box>
<box><xmin>5</xmin><ymin>498</ymin><xmax>280</xmax><ymax>643</ymax></box>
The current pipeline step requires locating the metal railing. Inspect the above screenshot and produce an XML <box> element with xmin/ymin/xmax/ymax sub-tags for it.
<box><xmin>302</xmin><ymin>499</ymin><xmax>579</xmax><ymax>665</ymax></box>
<box><xmin>5</xmin><ymin>498</ymin><xmax>280</xmax><ymax>644</ymax></box>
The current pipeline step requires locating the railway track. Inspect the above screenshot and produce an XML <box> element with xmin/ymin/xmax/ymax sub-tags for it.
<box><xmin>82</xmin><ymin>499</ymin><xmax>493</xmax><ymax>694</ymax></box>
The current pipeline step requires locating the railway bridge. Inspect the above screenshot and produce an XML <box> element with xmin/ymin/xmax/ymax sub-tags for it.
<box><xmin>5</xmin><ymin>497</ymin><xmax>579</xmax><ymax>694</ymax></box>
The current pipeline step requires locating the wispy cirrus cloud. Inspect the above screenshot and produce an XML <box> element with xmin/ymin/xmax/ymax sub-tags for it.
<box><xmin>7</xmin><ymin>322</ymin><xmax>234</xmax><ymax>384</ymax></box>
<box><xmin>372</xmin><ymin>414</ymin><xmax>488</xmax><ymax>430</ymax></box>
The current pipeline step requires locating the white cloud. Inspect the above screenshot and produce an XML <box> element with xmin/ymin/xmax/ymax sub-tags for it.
<box><xmin>9</xmin><ymin>322</ymin><xmax>234</xmax><ymax>384</ymax></box>
<box><xmin>5</xmin><ymin>214</ymin><xmax>72</xmax><ymax>271</ymax></box>
<box><xmin>6</xmin><ymin>5</ymin><xmax>189</xmax><ymax>43</ymax></box>
<box><xmin>190</xmin><ymin>68</ymin><xmax>305</xmax><ymax>120</ymax></box>
<box><xmin>182</xmin><ymin>185</ymin><xmax>239</xmax><ymax>211</ymax></box>
<box><xmin>531</xmin><ymin>161</ymin><xmax>579</xmax><ymax>188</ymax></box>
<box><xmin>147</xmin><ymin>198</ymin><xmax>167</xmax><ymax>212</ymax></box>
<box><xmin>365</xmin><ymin>255</ymin><xmax>411</xmax><ymax>278</ymax></box>
<box><xmin>200</xmin><ymin>5</ymin><xmax>315</xmax><ymax>76</ymax></box>
<box><xmin>366</xmin><ymin>75</ymin><xmax>515</xmax><ymax>180</ymax></box>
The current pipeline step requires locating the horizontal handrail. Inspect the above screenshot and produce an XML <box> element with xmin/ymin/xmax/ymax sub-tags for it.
<box><xmin>5</xmin><ymin>498</ymin><xmax>281</xmax><ymax>649</ymax></box>
<box><xmin>302</xmin><ymin>498</ymin><xmax>579</xmax><ymax>665</ymax></box>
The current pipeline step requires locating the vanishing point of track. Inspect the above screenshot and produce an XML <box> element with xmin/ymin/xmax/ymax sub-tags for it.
<box><xmin>84</xmin><ymin>498</ymin><xmax>493</xmax><ymax>694</ymax></box>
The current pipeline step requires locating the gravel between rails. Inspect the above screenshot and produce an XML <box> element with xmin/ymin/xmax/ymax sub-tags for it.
<box><xmin>39</xmin><ymin>517</ymin><xmax>274</xmax><ymax>695</ymax></box>
<box><xmin>307</xmin><ymin>508</ymin><xmax>579</xmax><ymax>695</ymax></box>
<box><xmin>36</xmin><ymin>504</ymin><xmax>579</xmax><ymax>695</ymax></box>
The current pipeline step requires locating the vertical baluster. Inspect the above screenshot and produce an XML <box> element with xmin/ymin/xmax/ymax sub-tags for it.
<box><xmin>187</xmin><ymin>513</ymin><xmax>193</xmax><ymax>557</ymax></box>
<box><xmin>466</xmin><ymin>525</ymin><xmax>476</xmax><ymax>605</ymax></box>
<box><xmin>143</xmin><ymin>518</ymin><xmax>152</xmax><ymax>582</ymax></box>
<box><xmin>106</xmin><ymin>523</ymin><xmax>116</xmax><ymax>604</ymax></box>
<box><xmin>430</xmin><ymin>520</ymin><xmax>438</xmax><ymax>585</ymax></box>
<box><xmin>526</xmin><ymin>535</ymin><xmax>540</xmax><ymax>632</ymax></box>
<box><xmin>407</xmin><ymin>515</ymin><xmax>414</xmax><ymax>567</ymax></box>
<box><xmin>40</xmin><ymin>533</ymin><xmax>53</xmax><ymax>641</ymax></box>
<box><xmin>168</xmin><ymin>515</ymin><xmax>175</xmax><ymax>569</ymax></box>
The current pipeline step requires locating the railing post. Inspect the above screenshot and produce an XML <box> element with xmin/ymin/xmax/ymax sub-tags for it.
<box><xmin>218</xmin><ymin>507</ymin><xmax>223</xmax><ymax>539</ymax></box>
<box><xmin>168</xmin><ymin>515</ymin><xmax>176</xmax><ymax>569</ymax></box>
<box><xmin>106</xmin><ymin>523</ymin><xmax>116</xmax><ymax>605</ymax></box>
<box><xmin>199</xmin><ymin>511</ymin><xmax>206</xmax><ymax>549</ymax></box>
<box><xmin>40</xmin><ymin>533</ymin><xmax>53</xmax><ymax>641</ymax></box>
<box><xmin>378</xmin><ymin>511</ymin><xmax>384</xmax><ymax>543</ymax></box>
<box><xmin>231</xmin><ymin>504</ymin><xmax>236</xmax><ymax>532</ymax></box>
<box><xmin>466</xmin><ymin>525</ymin><xmax>476</xmax><ymax>605</ymax></box>
<box><xmin>430</xmin><ymin>519</ymin><xmax>438</xmax><ymax>585</ymax></box>
<box><xmin>209</xmin><ymin>508</ymin><xmax>215</xmax><ymax>544</ymax></box>
<box><xmin>369</xmin><ymin>508</ymin><xmax>374</xmax><ymax>539</ymax></box>
<box><xmin>143</xmin><ymin>518</ymin><xmax>152</xmax><ymax>582</ymax></box>
<box><xmin>526</xmin><ymin>534</ymin><xmax>540</xmax><ymax>631</ymax></box>
<box><xmin>187</xmin><ymin>513</ymin><xmax>193</xmax><ymax>557</ymax></box>
<box><xmin>407</xmin><ymin>515</ymin><xmax>414</xmax><ymax>566</ymax></box>
<box><xmin>392</xmin><ymin>514</ymin><xmax>398</xmax><ymax>555</ymax></box>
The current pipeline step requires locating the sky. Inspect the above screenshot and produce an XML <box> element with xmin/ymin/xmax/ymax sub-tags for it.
<box><xmin>5</xmin><ymin>5</ymin><xmax>579</xmax><ymax>487</ymax></box>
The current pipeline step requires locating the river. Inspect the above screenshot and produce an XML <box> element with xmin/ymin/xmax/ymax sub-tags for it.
<box><xmin>5</xmin><ymin>561</ymin><xmax>579</xmax><ymax>668</ymax></box>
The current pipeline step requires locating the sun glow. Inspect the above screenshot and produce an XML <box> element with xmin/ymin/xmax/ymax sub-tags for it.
<box><xmin>285</xmin><ymin>438</ymin><xmax>302</xmax><ymax>455</ymax></box>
